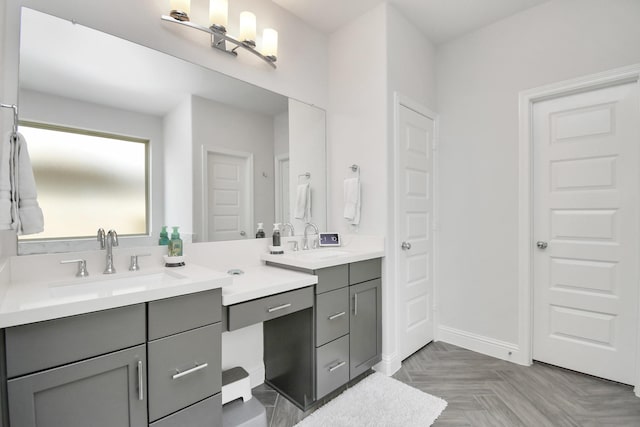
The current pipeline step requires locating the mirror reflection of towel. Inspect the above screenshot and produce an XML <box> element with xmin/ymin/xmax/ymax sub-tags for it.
<box><xmin>343</xmin><ymin>178</ymin><xmax>360</xmax><ymax>225</ymax></box>
<box><xmin>0</xmin><ymin>132</ymin><xmax>44</xmax><ymax>234</ymax></box>
<box><xmin>294</xmin><ymin>183</ymin><xmax>311</xmax><ymax>222</ymax></box>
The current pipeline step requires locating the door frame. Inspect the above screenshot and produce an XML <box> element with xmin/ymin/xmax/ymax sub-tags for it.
<box><xmin>274</xmin><ymin>153</ymin><xmax>290</xmax><ymax>224</ymax></box>
<box><xmin>517</xmin><ymin>64</ymin><xmax>640</xmax><ymax>394</ymax></box>
<box><xmin>391</xmin><ymin>92</ymin><xmax>439</xmax><ymax>365</ymax></box>
<box><xmin>201</xmin><ymin>145</ymin><xmax>254</xmax><ymax>241</ymax></box>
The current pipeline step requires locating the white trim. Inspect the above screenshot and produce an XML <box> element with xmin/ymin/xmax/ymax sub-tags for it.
<box><xmin>248</xmin><ymin>364</ymin><xmax>266</xmax><ymax>389</ymax></box>
<box><xmin>374</xmin><ymin>351</ymin><xmax>402</xmax><ymax>377</ymax></box>
<box><xmin>518</xmin><ymin>64</ymin><xmax>640</xmax><ymax>379</ymax></box>
<box><xmin>274</xmin><ymin>153</ymin><xmax>290</xmax><ymax>224</ymax></box>
<box><xmin>201</xmin><ymin>145</ymin><xmax>254</xmax><ymax>241</ymax></box>
<box><xmin>438</xmin><ymin>326</ymin><xmax>524</xmax><ymax>365</ymax></box>
<box><xmin>392</xmin><ymin>92</ymin><xmax>439</xmax><ymax>361</ymax></box>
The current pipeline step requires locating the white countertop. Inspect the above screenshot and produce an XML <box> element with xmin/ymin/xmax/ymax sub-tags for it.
<box><xmin>0</xmin><ymin>263</ymin><xmax>231</xmax><ymax>328</ymax></box>
<box><xmin>260</xmin><ymin>247</ymin><xmax>385</xmax><ymax>270</ymax></box>
<box><xmin>221</xmin><ymin>264</ymin><xmax>317</xmax><ymax>306</ymax></box>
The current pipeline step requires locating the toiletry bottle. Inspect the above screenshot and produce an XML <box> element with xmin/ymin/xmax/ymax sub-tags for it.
<box><xmin>272</xmin><ymin>223</ymin><xmax>281</xmax><ymax>247</ymax></box>
<box><xmin>256</xmin><ymin>223</ymin><xmax>266</xmax><ymax>238</ymax></box>
<box><xmin>159</xmin><ymin>225</ymin><xmax>170</xmax><ymax>245</ymax></box>
<box><xmin>168</xmin><ymin>226</ymin><xmax>183</xmax><ymax>257</ymax></box>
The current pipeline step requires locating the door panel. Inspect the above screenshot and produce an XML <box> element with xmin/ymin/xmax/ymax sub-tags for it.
<box><xmin>397</xmin><ymin>104</ymin><xmax>435</xmax><ymax>361</ymax></box>
<box><xmin>207</xmin><ymin>152</ymin><xmax>250</xmax><ymax>241</ymax></box>
<box><xmin>532</xmin><ymin>81</ymin><xmax>640</xmax><ymax>384</ymax></box>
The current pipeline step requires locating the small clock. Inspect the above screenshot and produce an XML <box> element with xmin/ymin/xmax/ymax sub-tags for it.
<box><xmin>319</xmin><ymin>232</ymin><xmax>341</xmax><ymax>247</ymax></box>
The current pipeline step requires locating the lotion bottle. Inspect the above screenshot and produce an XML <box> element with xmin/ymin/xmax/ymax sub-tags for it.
<box><xmin>168</xmin><ymin>226</ymin><xmax>183</xmax><ymax>257</ymax></box>
<box><xmin>272</xmin><ymin>223</ymin><xmax>281</xmax><ymax>247</ymax></box>
<box><xmin>256</xmin><ymin>223</ymin><xmax>266</xmax><ymax>238</ymax></box>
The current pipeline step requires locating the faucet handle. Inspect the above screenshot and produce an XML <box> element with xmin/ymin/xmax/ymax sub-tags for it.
<box><xmin>61</xmin><ymin>259</ymin><xmax>89</xmax><ymax>277</ymax></box>
<box><xmin>129</xmin><ymin>254</ymin><xmax>151</xmax><ymax>271</ymax></box>
<box><xmin>97</xmin><ymin>228</ymin><xmax>106</xmax><ymax>249</ymax></box>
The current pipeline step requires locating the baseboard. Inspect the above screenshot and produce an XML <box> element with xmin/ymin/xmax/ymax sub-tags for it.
<box><xmin>374</xmin><ymin>351</ymin><xmax>402</xmax><ymax>376</ymax></box>
<box><xmin>247</xmin><ymin>364</ymin><xmax>266</xmax><ymax>389</ymax></box>
<box><xmin>438</xmin><ymin>325</ymin><xmax>528</xmax><ymax>366</ymax></box>
<box><xmin>635</xmin><ymin>384</ymin><xmax>640</xmax><ymax>398</ymax></box>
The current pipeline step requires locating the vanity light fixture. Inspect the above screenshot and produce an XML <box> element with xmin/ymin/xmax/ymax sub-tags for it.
<box><xmin>161</xmin><ymin>0</ymin><xmax>278</xmax><ymax>68</ymax></box>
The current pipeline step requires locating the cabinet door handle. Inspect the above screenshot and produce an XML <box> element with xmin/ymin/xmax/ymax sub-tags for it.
<box><xmin>267</xmin><ymin>303</ymin><xmax>291</xmax><ymax>313</ymax></box>
<box><xmin>172</xmin><ymin>362</ymin><xmax>209</xmax><ymax>380</ymax></box>
<box><xmin>328</xmin><ymin>361</ymin><xmax>346</xmax><ymax>372</ymax></box>
<box><xmin>353</xmin><ymin>293</ymin><xmax>358</xmax><ymax>316</ymax></box>
<box><xmin>328</xmin><ymin>311</ymin><xmax>346</xmax><ymax>320</ymax></box>
<box><xmin>137</xmin><ymin>360</ymin><xmax>144</xmax><ymax>401</ymax></box>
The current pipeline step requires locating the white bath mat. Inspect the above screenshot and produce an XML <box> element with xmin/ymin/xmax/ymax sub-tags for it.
<box><xmin>295</xmin><ymin>372</ymin><xmax>447</xmax><ymax>427</ymax></box>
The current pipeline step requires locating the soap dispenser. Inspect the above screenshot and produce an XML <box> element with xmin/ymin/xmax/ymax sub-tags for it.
<box><xmin>168</xmin><ymin>226</ymin><xmax>183</xmax><ymax>257</ymax></box>
<box><xmin>272</xmin><ymin>223</ymin><xmax>281</xmax><ymax>247</ymax></box>
<box><xmin>159</xmin><ymin>226</ymin><xmax>169</xmax><ymax>245</ymax></box>
<box><xmin>256</xmin><ymin>223</ymin><xmax>266</xmax><ymax>238</ymax></box>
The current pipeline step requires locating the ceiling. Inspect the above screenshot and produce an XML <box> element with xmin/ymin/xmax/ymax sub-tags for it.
<box><xmin>272</xmin><ymin>0</ymin><xmax>550</xmax><ymax>44</ymax></box>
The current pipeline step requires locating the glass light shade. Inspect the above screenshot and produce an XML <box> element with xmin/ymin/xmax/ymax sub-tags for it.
<box><xmin>170</xmin><ymin>0</ymin><xmax>190</xmax><ymax>14</ymax></box>
<box><xmin>262</xmin><ymin>28</ymin><xmax>278</xmax><ymax>58</ymax></box>
<box><xmin>209</xmin><ymin>0</ymin><xmax>228</xmax><ymax>28</ymax></box>
<box><xmin>239</xmin><ymin>11</ymin><xmax>257</xmax><ymax>43</ymax></box>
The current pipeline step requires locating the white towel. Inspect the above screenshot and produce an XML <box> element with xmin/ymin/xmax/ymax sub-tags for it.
<box><xmin>343</xmin><ymin>177</ymin><xmax>361</xmax><ymax>225</ymax></box>
<box><xmin>294</xmin><ymin>183</ymin><xmax>311</xmax><ymax>221</ymax></box>
<box><xmin>0</xmin><ymin>132</ymin><xmax>44</xmax><ymax>235</ymax></box>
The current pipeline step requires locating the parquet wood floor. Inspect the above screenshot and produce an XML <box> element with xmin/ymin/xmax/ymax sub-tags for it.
<box><xmin>252</xmin><ymin>341</ymin><xmax>640</xmax><ymax>426</ymax></box>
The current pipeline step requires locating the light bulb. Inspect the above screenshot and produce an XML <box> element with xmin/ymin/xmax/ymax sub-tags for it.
<box><xmin>263</xmin><ymin>28</ymin><xmax>278</xmax><ymax>59</ymax></box>
<box><xmin>209</xmin><ymin>0</ymin><xmax>228</xmax><ymax>30</ymax></box>
<box><xmin>239</xmin><ymin>11</ymin><xmax>257</xmax><ymax>45</ymax></box>
<box><xmin>169</xmin><ymin>0</ymin><xmax>190</xmax><ymax>21</ymax></box>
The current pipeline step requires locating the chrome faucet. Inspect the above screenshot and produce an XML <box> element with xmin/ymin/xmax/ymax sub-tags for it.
<box><xmin>302</xmin><ymin>222</ymin><xmax>319</xmax><ymax>250</ymax></box>
<box><xmin>281</xmin><ymin>222</ymin><xmax>295</xmax><ymax>237</ymax></box>
<box><xmin>103</xmin><ymin>229</ymin><xmax>119</xmax><ymax>274</ymax></box>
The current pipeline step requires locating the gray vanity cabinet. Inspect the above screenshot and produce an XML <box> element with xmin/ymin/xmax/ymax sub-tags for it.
<box><xmin>7</xmin><ymin>345</ymin><xmax>147</xmax><ymax>427</ymax></box>
<box><xmin>349</xmin><ymin>278</ymin><xmax>382</xmax><ymax>379</ymax></box>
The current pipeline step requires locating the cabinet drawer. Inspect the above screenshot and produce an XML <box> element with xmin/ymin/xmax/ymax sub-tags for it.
<box><xmin>148</xmin><ymin>288</ymin><xmax>221</xmax><ymax>340</ymax></box>
<box><xmin>6</xmin><ymin>304</ymin><xmax>145</xmax><ymax>378</ymax></box>
<box><xmin>148</xmin><ymin>323</ymin><xmax>222</xmax><ymax>422</ymax></box>
<box><xmin>316</xmin><ymin>335</ymin><xmax>349</xmax><ymax>399</ymax></box>
<box><xmin>7</xmin><ymin>344</ymin><xmax>147</xmax><ymax>427</ymax></box>
<box><xmin>227</xmin><ymin>286</ymin><xmax>313</xmax><ymax>331</ymax></box>
<box><xmin>315</xmin><ymin>287</ymin><xmax>349</xmax><ymax>347</ymax></box>
<box><xmin>149</xmin><ymin>393</ymin><xmax>221</xmax><ymax>427</ymax></box>
<box><xmin>315</xmin><ymin>264</ymin><xmax>349</xmax><ymax>294</ymax></box>
<box><xmin>349</xmin><ymin>258</ymin><xmax>382</xmax><ymax>285</ymax></box>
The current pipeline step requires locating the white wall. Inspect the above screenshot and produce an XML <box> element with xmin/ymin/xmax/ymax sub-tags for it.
<box><xmin>436</xmin><ymin>0</ymin><xmax>640</xmax><ymax>351</ymax></box>
<box><xmin>1</xmin><ymin>0</ymin><xmax>328</xmax><ymax>110</ymax></box>
<box><xmin>163</xmin><ymin>96</ymin><xmax>193</xmax><ymax>239</ymax></box>
<box><xmin>191</xmin><ymin>95</ymin><xmax>275</xmax><ymax>241</ymax></box>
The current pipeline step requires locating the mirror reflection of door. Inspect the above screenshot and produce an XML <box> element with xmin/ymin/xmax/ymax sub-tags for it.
<box><xmin>207</xmin><ymin>151</ymin><xmax>253</xmax><ymax>241</ymax></box>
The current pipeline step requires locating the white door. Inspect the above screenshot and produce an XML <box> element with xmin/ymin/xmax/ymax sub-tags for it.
<box><xmin>532</xmin><ymin>81</ymin><xmax>640</xmax><ymax>384</ymax></box>
<box><xmin>207</xmin><ymin>152</ymin><xmax>251</xmax><ymax>241</ymax></box>
<box><xmin>397</xmin><ymin>103</ymin><xmax>435</xmax><ymax>360</ymax></box>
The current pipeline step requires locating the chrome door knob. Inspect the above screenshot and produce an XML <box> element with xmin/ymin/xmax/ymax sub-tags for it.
<box><xmin>536</xmin><ymin>241</ymin><xmax>548</xmax><ymax>249</ymax></box>
<box><xmin>240</xmin><ymin>231</ymin><xmax>246</xmax><ymax>237</ymax></box>
<box><xmin>401</xmin><ymin>241</ymin><xmax>412</xmax><ymax>250</ymax></box>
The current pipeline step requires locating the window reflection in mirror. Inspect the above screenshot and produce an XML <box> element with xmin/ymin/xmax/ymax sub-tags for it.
<box><xmin>18</xmin><ymin>122</ymin><xmax>149</xmax><ymax>241</ymax></box>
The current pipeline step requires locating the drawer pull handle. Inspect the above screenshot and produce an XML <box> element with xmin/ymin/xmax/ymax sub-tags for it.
<box><xmin>267</xmin><ymin>303</ymin><xmax>292</xmax><ymax>313</ymax></box>
<box><xmin>354</xmin><ymin>293</ymin><xmax>358</xmax><ymax>316</ymax></box>
<box><xmin>172</xmin><ymin>363</ymin><xmax>209</xmax><ymax>380</ymax></box>
<box><xmin>137</xmin><ymin>360</ymin><xmax>144</xmax><ymax>401</ymax></box>
<box><xmin>328</xmin><ymin>311</ymin><xmax>346</xmax><ymax>320</ymax></box>
<box><xmin>328</xmin><ymin>361</ymin><xmax>346</xmax><ymax>372</ymax></box>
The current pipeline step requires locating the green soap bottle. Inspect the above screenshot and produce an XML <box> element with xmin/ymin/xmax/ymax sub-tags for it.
<box><xmin>168</xmin><ymin>226</ymin><xmax>183</xmax><ymax>257</ymax></box>
<box><xmin>159</xmin><ymin>226</ymin><xmax>170</xmax><ymax>246</ymax></box>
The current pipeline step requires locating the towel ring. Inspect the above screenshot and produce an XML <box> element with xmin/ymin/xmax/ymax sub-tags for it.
<box><xmin>349</xmin><ymin>164</ymin><xmax>360</xmax><ymax>179</ymax></box>
<box><xmin>297</xmin><ymin>172</ymin><xmax>311</xmax><ymax>183</ymax></box>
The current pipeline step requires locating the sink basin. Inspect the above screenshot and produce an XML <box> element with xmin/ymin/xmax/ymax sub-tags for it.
<box><xmin>296</xmin><ymin>250</ymin><xmax>350</xmax><ymax>260</ymax></box>
<box><xmin>49</xmin><ymin>270</ymin><xmax>189</xmax><ymax>298</ymax></box>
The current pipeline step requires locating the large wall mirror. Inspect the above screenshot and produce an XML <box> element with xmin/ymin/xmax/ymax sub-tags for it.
<box><xmin>16</xmin><ymin>7</ymin><xmax>326</xmax><ymax>254</ymax></box>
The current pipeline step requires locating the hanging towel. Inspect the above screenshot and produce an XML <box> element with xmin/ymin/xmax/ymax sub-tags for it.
<box><xmin>294</xmin><ymin>183</ymin><xmax>311</xmax><ymax>221</ymax></box>
<box><xmin>0</xmin><ymin>132</ymin><xmax>44</xmax><ymax>235</ymax></box>
<box><xmin>343</xmin><ymin>177</ymin><xmax>361</xmax><ymax>225</ymax></box>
